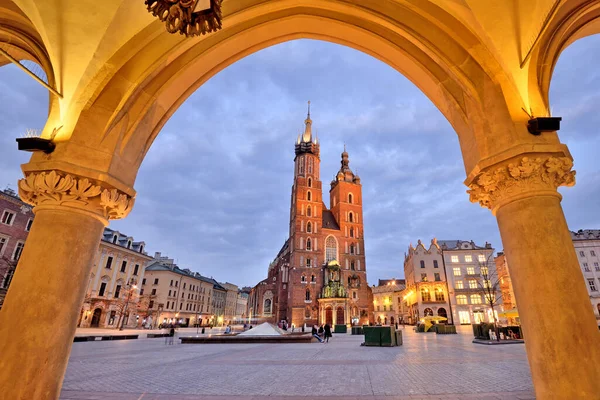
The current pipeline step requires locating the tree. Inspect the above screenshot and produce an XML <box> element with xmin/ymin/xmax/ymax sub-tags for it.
<box><xmin>474</xmin><ymin>254</ymin><xmax>503</xmax><ymax>341</ymax></box>
<box><xmin>137</xmin><ymin>292</ymin><xmax>157</xmax><ymax>326</ymax></box>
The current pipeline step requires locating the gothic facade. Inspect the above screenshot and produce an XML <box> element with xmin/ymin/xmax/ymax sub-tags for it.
<box><xmin>248</xmin><ymin>106</ymin><xmax>373</xmax><ymax>327</ymax></box>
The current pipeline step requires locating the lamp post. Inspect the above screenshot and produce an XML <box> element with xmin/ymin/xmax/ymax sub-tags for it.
<box><xmin>119</xmin><ymin>284</ymin><xmax>137</xmax><ymax>331</ymax></box>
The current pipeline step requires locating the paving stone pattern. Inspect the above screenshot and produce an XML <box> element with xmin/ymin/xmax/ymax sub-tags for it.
<box><xmin>60</xmin><ymin>327</ymin><xmax>534</xmax><ymax>399</ymax></box>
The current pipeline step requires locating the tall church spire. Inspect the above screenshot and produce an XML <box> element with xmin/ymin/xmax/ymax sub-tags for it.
<box><xmin>302</xmin><ymin>101</ymin><xmax>312</xmax><ymax>143</ymax></box>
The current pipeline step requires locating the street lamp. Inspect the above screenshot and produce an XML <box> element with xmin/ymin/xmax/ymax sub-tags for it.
<box><xmin>119</xmin><ymin>284</ymin><xmax>138</xmax><ymax>331</ymax></box>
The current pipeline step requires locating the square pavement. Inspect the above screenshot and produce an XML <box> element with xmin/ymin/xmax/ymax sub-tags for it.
<box><xmin>60</xmin><ymin>326</ymin><xmax>534</xmax><ymax>399</ymax></box>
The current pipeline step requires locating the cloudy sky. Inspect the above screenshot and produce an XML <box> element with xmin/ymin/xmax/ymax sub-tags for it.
<box><xmin>1</xmin><ymin>36</ymin><xmax>599</xmax><ymax>287</ymax></box>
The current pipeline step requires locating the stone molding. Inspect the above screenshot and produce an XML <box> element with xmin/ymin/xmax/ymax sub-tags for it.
<box><xmin>18</xmin><ymin>170</ymin><xmax>135</xmax><ymax>220</ymax></box>
<box><xmin>467</xmin><ymin>156</ymin><xmax>575</xmax><ymax>213</ymax></box>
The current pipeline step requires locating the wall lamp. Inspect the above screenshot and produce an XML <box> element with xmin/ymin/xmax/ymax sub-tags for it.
<box><xmin>527</xmin><ymin>117</ymin><xmax>562</xmax><ymax>135</ymax></box>
<box><xmin>16</xmin><ymin>128</ymin><xmax>56</xmax><ymax>154</ymax></box>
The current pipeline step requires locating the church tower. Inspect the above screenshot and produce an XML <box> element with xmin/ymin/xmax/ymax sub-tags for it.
<box><xmin>288</xmin><ymin>102</ymin><xmax>324</xmax><ymax>324</ymax></box>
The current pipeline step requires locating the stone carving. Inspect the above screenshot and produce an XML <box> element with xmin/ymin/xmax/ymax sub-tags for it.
<box><xmin>467</xmin><ymin>156</ymin><xmax>575</xmax><ymax>211</ymax></box>
<box><xmin>145</xmin><ymin>0</ymin><xmax>223</xmax><ymax>37</ymax></box>
<box><xmin>18</xmin><ymin>170</ymin><xmax>135</xmax><ymax>220</ymax></box>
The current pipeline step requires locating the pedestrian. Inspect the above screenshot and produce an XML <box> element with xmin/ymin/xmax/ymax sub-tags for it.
<box><xmin>318</xmin><ymin>325</ymin><xmax>324</xmax><ymax>340</ymax></box>
<box><xmin>324</xmin><ymin>323</ymin><xmax>332</xmax><ymax>343</ymax></box>
<box><xmin>311</xmin><ymin>324</ymin><xmax>324</xmax><ymax>343</ymax></box>
<box><xmin>291</xmin><ymin>324</ymin><xmax>295</xmax><ymax>333</ymax></box>
<box><xmin>168</xmin><ymin>324</ymin><xmax>175</xmax><ymax>345</ymax></box>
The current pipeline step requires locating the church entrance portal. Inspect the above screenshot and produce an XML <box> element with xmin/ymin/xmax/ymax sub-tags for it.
<box><xmin>336</xmin><ymin>307</ymin><xmax>344</xmax><ymax>325</ymax></box>
<box><xmin>90</xmin><ymin>308</ymin><xmax>102</xmax><ymax>328</ymax></box>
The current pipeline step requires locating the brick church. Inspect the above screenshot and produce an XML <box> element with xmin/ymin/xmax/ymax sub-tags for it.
<box><xmin>247</xmin><ymin>104</ymin><xmax>373</xmax><ymax>327</ymax></box>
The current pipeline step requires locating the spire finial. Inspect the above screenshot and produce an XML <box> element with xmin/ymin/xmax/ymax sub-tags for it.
<box><xmin>344</xmin><ymin>142</ymin><xmax>346</xmax><ymax>152</ymax></box>
<box><xmin>307</xmin><ymin>100</ymin><xmax>311</xmax><ymax>118</ymax></box>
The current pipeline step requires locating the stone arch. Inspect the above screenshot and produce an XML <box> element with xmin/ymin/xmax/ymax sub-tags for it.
<box><xmin>25</xmin><ymin>1</ymin><xmax>527</xmax><ymax>191</ymax></box>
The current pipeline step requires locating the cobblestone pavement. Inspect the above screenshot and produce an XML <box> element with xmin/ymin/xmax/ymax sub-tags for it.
<box><xmin>60</xmin><ymin>327</ymin><xmax>534</xmax><ymax>399</ymax></box>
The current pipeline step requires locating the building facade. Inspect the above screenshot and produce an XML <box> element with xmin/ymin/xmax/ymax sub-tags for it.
<box><xmin>211</xmin><ymin>283</ymin><xmax>227</xmax><ymax>326</ymax></box>
<box><xmin>439</xmin><ymin>240</ymin><xmax>498</xmax><ymax>325</ymax></box>
<box><xmin>495</xmin><ymin>252</ymin><xmax>516</xmax><ymax>310</ymax></box>
<box><xmin>572</xmin><ymin>230</ymin><xmax>600</xmax><ymax>321</ymax></box>
<box><xmin>372</xmin><ymin>279</ymin><xmax>406</xmax><ymax>325</ymax></box>
<box><xmin>141</xmin><ymin>253</ymin><xmax>217</xmax><ymax>327</ymax></box>
<box><xmin>248</xmin><ymin>107</ymin><xmax>373</xmax><ymax>327</ymax></box>
<box><xmin>0</xmin><ymin>188</ymin><xmax>33</xmax><ymax>309</ymax></box>
<box><xmin>79</xmin><ymin>228</ymin><xmax>153</xmax><ymax>328</ymax></box>
<box><xmin>235</xmin><ymin>291</ymin><xmax>248</xmax><ymax>323</ymax></box>
<box><xmin>220</xmin><ymin>282</ymin><xmax>239</xmax><ymax>325</ymax></box>
<box><xmin>403</xmin><ymin>239</ymin><xmax>451</xmax><ymax>324</ymax></box>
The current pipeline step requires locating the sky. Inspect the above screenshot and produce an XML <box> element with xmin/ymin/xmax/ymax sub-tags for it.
<box><xmin>1</xmin><ymin>36</ymin><xmax>599</xmax><ymax>288</ymax></box>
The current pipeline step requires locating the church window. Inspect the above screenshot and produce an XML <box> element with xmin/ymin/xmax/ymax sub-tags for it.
<box><xmin>311</xmin><ymin>275</ymin><xmax>316</xmax><ymax>282</ymax></box>
<box><xmin>307</xmin><ymin>178</ymin><xmax>312</xmax><ymax>187</ymax></box>
<box><xmin>325</xmin><ymin>236</ymin><xmax>337</xmax><ymax>263</ymax></box>
<box><xmin>301</xmin><ymin>275</ymin><xmax>306</xmax><ymax>283</ymax></box>
<box><xmin>306</xmin><ymin>238</ymin><xmax>312</xmax><ymax>251</ymax></box>
<box><xmin>351</xmin><ymin>261</ymin><xmax>355</xmax><ymax>271</ymax></box>
<box><xmin>308</xmin><ymin>157</ymin><xmax>314</xmax><ymax>174</ymax></box>
<box><xmin>299</xmin><ymin>157</ymin><xmax>304</xmax><ymax>175</ymax></box>
<box><xmin>307</xmin><ymin>191</ymin><xmax>312</xmax><ymax>201</ymax></box>
<box><xmin>307</xmin><ymin>206</ymin><xmax>312</xmax><ymax>217</ymax></box>
<box><xmin>305</xmin><ymin>289</ymin><xmax>311</xmax><ymax>301</ymax></box>
<box><xmin>306</xmin><ymin>258</ymin><xmax>311</xmax><ymax>267</ymax></box>
<box><xmin>348</xmin><ymin>193</ymin><xmax>353</xmax><ymax>204</ymax></box>
<box><xmin>348</xmin><ymin>212</ymin><xmax>353</xmax><ymax>222</ymax></box>
<box><xmin>350</xmin><ymin>227</ymin><xmax>354</xmax><ymax>238</ymax></box>
<box><xmin>307</xmin><ymin>222</ymin><xmax>312</xmax><ymax>233</ymax></box>
<box><xmin>350</xmin><ymin>244</ymin><xmax>355</xmax><ymax>255</ymax></box>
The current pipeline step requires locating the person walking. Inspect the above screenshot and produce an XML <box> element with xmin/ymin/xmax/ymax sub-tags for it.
<box><xmin>312</xmin><ymin>324</ymin><xmax>324</xmax><ymax>343</ymax></box>
<box><xmin>324</xmin><ymin>323</ymin><xmax>332</xmax><ymax>343</ymax></box>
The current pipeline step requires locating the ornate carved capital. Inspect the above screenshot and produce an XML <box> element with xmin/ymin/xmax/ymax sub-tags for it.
<box><xmin>467</xmin><ymin>156</ymin><xmax>575</xmax><ymax>213</ymax></box>
<box><xmin>18</xmin><ymin>170</ymin><xmax>135</xmax><ymax>220</ymax></box>
<box><xmin>146</xmin><ymin>0</ymin><xmax>223</xmax><ymax>37</ymax></box>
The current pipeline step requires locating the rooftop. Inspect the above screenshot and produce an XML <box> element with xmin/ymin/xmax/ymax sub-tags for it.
<box><xmin>571</xmin><ymin>229</ymin><xmax>600</xmax><ymax>240</ymax></box>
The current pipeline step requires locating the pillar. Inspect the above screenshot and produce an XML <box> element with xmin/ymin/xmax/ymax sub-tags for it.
<box><xmin>0</xmin><ymin>170</ymin><xmax>135</xmax><ymax>400</ymax></box>
<box><xmin>468</xmin><ymin>154</ymin><xmax>600</xmax><ymax>399</ymax></box>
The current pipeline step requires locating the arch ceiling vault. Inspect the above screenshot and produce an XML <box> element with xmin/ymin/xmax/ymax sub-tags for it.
<box><xmin>0</xmin><ymin>0</ymin><xmax>596</xmax><ymax>193</ymax></box>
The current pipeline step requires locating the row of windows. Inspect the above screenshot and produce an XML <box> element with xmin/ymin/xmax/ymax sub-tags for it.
<box><xmin>450</xmin><ymin>254</ymin><xmax>487</xmax><ymax>263</ymax></box>
<box><xmin>452</xmin><ymin>266</ymin><xmax>488</xmax><ymax>276</ymax></box>
<box><xmin>376</xmin><ymin>305</ymin><xmax>394</xmax><ymax>312</ymax></box>
<box><xmin>104</xmin><ymin>256</ymin><xmax>140</xmax><ymax>275</ymax></box>
<box><xmin>419</xmin><ymin>260</ymin><xmax>439</xmax><ymax>268</ymax></box>
<box><xmin>579</xmin><ymin>250</ymin><xmax>598</xmax><ymax>257</ymax></box>
<box><xmin>420</xmin><ymin>288</ymin><xmax>445</xmax><ymax>302</ymax></box>
<box><xmin>456</xmin><ymin>294</ymin><xmax>483</xmax><ymax>305</ymax></box>
<box><xmin>420</xmin><ymin>273</ymin><xmax>441</xmax><ymax>282</ymax></box>
<box><xmin>1</xmin><ymin>210</ymin><xmax>33</xmax><ymax>231</ymax></box>
<box><xmin>582</xmin><ymin>262</ymin><xmax>600</xmax><ymax>272</ymax></box>
<box><xmin>110</xmin><ymin>234</ymin><xmax>144</xmax><ymax>253</ymax></box>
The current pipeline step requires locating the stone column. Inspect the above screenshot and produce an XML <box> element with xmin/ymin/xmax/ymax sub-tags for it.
<box><xmin>0</xmin><ymin>170</ymin><xmax>135</xmax><ymax>400</ymax></box>
<box><xmin>467</xmin><ymin>155</ymin><xmax>600</xmax><ymax>399</ymax></box>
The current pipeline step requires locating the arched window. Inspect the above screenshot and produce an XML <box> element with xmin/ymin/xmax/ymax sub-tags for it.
<box><xmin>306</xmin><ymin>238</ymin><xmax>312</xmax><ymax>251</ymax></box>
<box><xmin>423</xmin><ymin>308</ymin><xmax>434</xmax><ymax>317</ymax></box>
<box><xmin>348</xmin><ymin>193</ymin><xmax>353</xmax><ymax>204</ymax></box>
<box><xmin>325</xmin><ymin>236</ymin><xmax>337</xmax><ymax>262</ymax></box>
<box><xmin>307</xmin><ymin>178</ymin><xmax>312</xmax><ymax>187</ymax></box>
<box><xmin>305</xmin><ymin>289</ymin><xmax>311</xmax><ymax>301</ymax></box>
<box><xmin>438</xmin><ymin>308</ymin><xmax>448</xmax><ymax>318</ymax></box>
<box><xmin>127</xmin><ymin>240</ymin><xmax>132</xmax><ymax>249</ymax></box>
<box><xmin>420</xmin><ymin>288</ymin><xmax>431</xmax><ymax>302</ymax></box>
<box><xmin>307</xmin><ymin>191</ymin><xmax>312</xmax><ymax>201</ymax></box>
<box><xmin>350</xmin><ymin>227</ymin><xmax>354</xmax><ymax>238</ymax></box>
<box><xmin>470</xmin><ymin>294</ymin><xmax>482</xmax><ymax>304</ymax></box>
<box><xmin>301</xmin><ymin>275</ymin><xmax>306</xmax><ymax>283</ymax></box>
<box><xmin>139</xmin><ymin>245</ymin><xmax>144</xmax><ymax>253</ymax></box>
<box><xmin>264</xmin><ymin>299</ymin><xmax>272</xmax><ymax>314</ymax></box>
<box><xmin>348</xmin><ymin>212</ymin><xmax>353</xmax><ymax>222</ymax></box>
<box><xmin>307</xmin><ymin>206</ymin><xmax>312</xmax><ymax>217</ymax></box>
<box><xmin>307</xmin><ymin>222</ymin><xmax>312</xmax><ymax>233</ymax></box>
<box><xmin>350</xmin><ymin>244</ymin><xmax>355</xmax><ymax>255</ymax></box>
<box><xmin>308</xmin><ymin>157</ymin><xmax>314</xmax><ymax>174</ymax></box>
<box><xmin>112</xmin><ymin>235</ymin><xmax>118</xmax><ymax>244</ymax></box>
<box><xmin>350</xmin><ymin>261</ymin><xmax>355</xmax><ymax>271</ymax></box>
<box><xmin>311</xmin><ymin>275</ymin><xmax>316</xmax><ymax>282</ymax></box>
<box><xmin>298</xmin><ymin>156</ymin><xmax>304</xmax><ymax>175</ymax></box>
